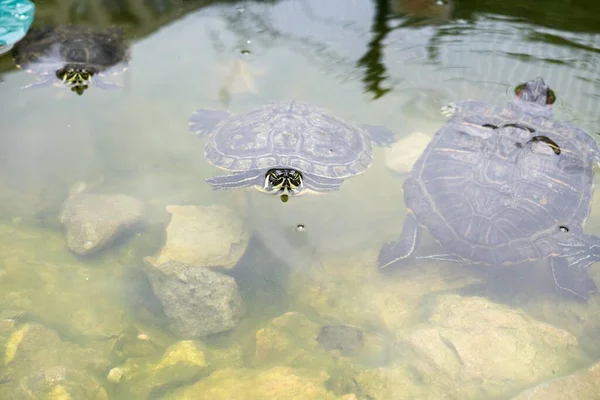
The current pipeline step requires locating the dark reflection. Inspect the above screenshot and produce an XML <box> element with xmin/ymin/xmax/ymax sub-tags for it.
<box><xmin>356</xmin><ymin>0</ymin><xmax>392</xmax><ymax>99</ymax></box>
<box><xmin>378</xmin><ymin>77</ymin><xmax>600</xmax><ymax>301</ymax></box>
<box><xmin>454</xmin><ymin>0</ymin><xmax>600</xmax><ymax>33</ymax></box>
<box><xmin>11</xmin><ymin>25</ymin><xmax>129</xmax><ymax>95</ymax></box>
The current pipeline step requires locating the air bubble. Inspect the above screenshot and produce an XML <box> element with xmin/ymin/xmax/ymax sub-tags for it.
<box><xmin>559</xmin><ymin>226</ymin><xmax>569</xmax><ymax>232</ymax></box>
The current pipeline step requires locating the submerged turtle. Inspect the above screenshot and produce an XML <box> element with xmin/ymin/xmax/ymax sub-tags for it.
<box><xmin>12</xmin><ymin>25</ymin><xmax>129</xmax><ymax>95</ymax></box>
<box><xmin>378</xmin><ymin>77</ymin><xmax>600</xmax><ymax>300</ymax></box>
<box><xmin>189</xmin><ymin>102</ymin><xmax>396</xmax><ymax>202</ymax></box>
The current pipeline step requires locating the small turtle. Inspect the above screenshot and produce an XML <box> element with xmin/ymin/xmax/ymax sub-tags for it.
<box><xmin>378</xmin><ymin>77</ymin><xmax>600</xmax><ymax>300</ymax></box>
<box><xmin>12</xmin><ymin>25</ymin><xmax>129</xmax><ymax>95</ymax></box>
<box><xmin>189</xmin><ymin>102</ymin><xmax>396</xmax><ymax>202</ymax></box>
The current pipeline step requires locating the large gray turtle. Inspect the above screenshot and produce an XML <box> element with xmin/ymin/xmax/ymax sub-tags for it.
<box><xmin>189</xmin><ymin>102</ymin><xmax>396</xmax><ymax>201</ymax></box>
<box><xmin>378</xmin><ymin>77</ymin><xmax>600</xmax><ymax>300</ymax></box>
<box><xmin>12</xmin><ymin>25</ymin><xmax>129</xmax><ymax>95</ymax></box>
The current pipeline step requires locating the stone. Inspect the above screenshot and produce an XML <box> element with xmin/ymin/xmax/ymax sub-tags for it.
<box><xmin>404</xmin><ymin>294</ymin><xmax>581</xmax><ymax>398</ymax></box>
<box><xmin>145</xmin><ymin>260</ymin><xmax>245</xmax><ymax>338</ymax></box>
<box><xmin>107</xmin><ymin>367</ymin><xmax>124</xmax><ymax>383</ymax></box>
<box><xmin>146</xmin><ymin>205</ymin><xmax>249</xmax><ymax>270</ymax></box>
<box><xmin>162</xmin><ymin>366</ymin><xmax>336</xmax><ymax>400</ymax></box>
<box><xmin>254</xmin><ymin>312</ymin><xmax>320</xmax><ymax>364</ymax></box>
<box><xmin>0</xmin><ymin>323</ymin><xmax>109</xmax><ymax>399</ymax></box>
<box><xmin>383</xmin><ymin>131</ymin><xmax>431</xmax><ymax>174</ymax></box>
<box><xmin>511</xmin><ymin>362</ymin><xmax>600</xmax><ymax>400</ymax></box>
<box><xmin>60</xmin><ymin>193</ymin><xmax>145</xmax><ymax>255</ymax></box>
<box><xmin>0</xmin><ymin>224</ymin><xmax>125</xmax><ymax>341</ymax></box>
<box><xmin>111</xmin><ymin>339</ymin><xmax>211</xmax><ymax>399</ymax></box>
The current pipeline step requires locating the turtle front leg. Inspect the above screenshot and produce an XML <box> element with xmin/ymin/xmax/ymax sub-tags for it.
<box><xmin>206</xmin><ymin>170</ymin><xmax>263</xmax><ymax>190</ymax></box>
<box><xmin>549</xmin><ymin>233</ymin><xmax>600</xmax><ymax>300</ymax></box>
<box><xmin>378</xmin><ymin>213</ymin><xmax>422</xmax><ymax>269</ymax></box>
<box><xmin>22</xmin><ymin>74</ymin><xmax>55</xmax><ymax>89</ymax></box>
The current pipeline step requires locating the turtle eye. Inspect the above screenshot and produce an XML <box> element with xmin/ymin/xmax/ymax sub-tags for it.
<box><xmin>514</xmin><ymin>83</ymin><xmax>526</xmax><ymax>98</ymax></box>
<box><xmin>546</xmin><ymin>89</ymin><xmax>556</xmax><ymax>105</ymax></box>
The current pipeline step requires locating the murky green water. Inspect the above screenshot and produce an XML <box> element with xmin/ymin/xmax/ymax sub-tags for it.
<box><xmin>0</xmin><ymin>0</ymin><xmax>599</xmax><ymax>399</ymax></box>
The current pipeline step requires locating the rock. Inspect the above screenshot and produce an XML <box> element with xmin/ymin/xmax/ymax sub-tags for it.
<box><xmin>254</xmin><ymin>312</ymin><xmax>320</xmax><ymax>364</ymax></box>
<box><xmin>111</xmin><ymin>339</ymin><xmax>211</xmax><ymax>399</ymax></box>
<box><xmin>404</xmin><ymin>294</ymin><xmax>581</xmax><ymax>398</ymax></box>
<box><xmin>156</xmin><ymin>340</ymin><xmax>207</xmax><ymax>369</ymax></box>
<box><xmin>145</xmin><ymin>260</ymin><xmax>245</xmax><ymax>337</ymax></box>
<box><xmin>162</xmin><ymin>366</ymin><xmax>337</xmax><ymax>400</ymax></box>
<box><xmin>288</xmin><ymin>249</ymin><xmax>480</xmax><ymax>337</ymax></box>
<box><xmin>0</xmin><ymin>224</ymin><xmax>125</xmax><ymax>341</ymax></box>
<box><xmin>317</xmin><ymin>325</ymin><xmax>364</xmax><ymax>355</ymax></box>
<box><xmin>511</xmin><ymin>361</ymin><xmax>600</xmax><ymax>400</ymax></box>
<box><xmin>0</xmin><ymin>323</ymin><xmax>109</xmax><ymax>399</ymax></box>
<box><xmin>60</xmin><ymin>193</ymin><xmax>145</xmax><ymax>255</ymax></box>
<box><xmin>107</xmin><ymin>367</ymin><xmax>124</xmax><ymax>383</ymax></box>
<box><xmin>383</xmin><ymin>131</ymin><xmax>431</xmax><ymax>174</ymax></box>
<box><xmin>146</xmin><ymin>205</ymin><xmax>249</xmax><ymax>270</ymax></box>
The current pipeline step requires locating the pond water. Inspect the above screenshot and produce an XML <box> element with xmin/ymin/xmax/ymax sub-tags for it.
<box><xmin>0</xmin><ymin>0</ymin><xmax>599</xmax><ymax>399</ymax></box>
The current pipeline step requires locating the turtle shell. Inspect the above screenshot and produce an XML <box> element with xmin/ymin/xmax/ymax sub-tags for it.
<box><xmin>205</xmin><ymin>102</ymin><xmax>375</xmax><ymax>179</ymax></box>
<box><xmin>12</xmin><ymin>25</ymin><xmax>128</xmax><ymax>75</ymax></box>
<box><xmin>405</xmin><ymin>99</ymin><xmax>599</xmax><ymax>265</ymax></box>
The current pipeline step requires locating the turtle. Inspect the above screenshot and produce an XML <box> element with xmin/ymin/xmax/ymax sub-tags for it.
<box><xmin>378</xmin><ymin>77</ymin><xmax>600</xmax><ymax>300</ymax></box>
<box><xmin>11</xmin><ymin>25</ymin><xmax>129</xmax><ymax>95</ymax></box>
<box><xmin>189</xmin><ymin>101</ymin><xmax>396</xmax><ymax>202</ymax></box>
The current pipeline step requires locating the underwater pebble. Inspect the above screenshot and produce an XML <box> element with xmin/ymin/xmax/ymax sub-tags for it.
<box><xmin>107</xmin><ymin>367</ymin><xmax>124</xmax><ymax>383</ymax></box>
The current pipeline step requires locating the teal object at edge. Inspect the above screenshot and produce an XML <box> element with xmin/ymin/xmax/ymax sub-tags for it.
<box><xmin>0</xmin><ymin>0</ymin><xmax>35</xmax><ymax>53</ymax></box>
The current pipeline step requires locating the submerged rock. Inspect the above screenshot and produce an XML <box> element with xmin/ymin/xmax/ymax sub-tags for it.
<box><xmin>511</xmin><ymin>361</ymin><xmax>600</xmax><ymax>400</ymax></box>
<box><xmin>317</xmin><ymin>325</ymin><xmax>365</xmax><ymax>355</ymax></box>
<box><xmin>146</xmin><ymin>205</ymin><xmax>249</xmax><ymax>269</ymax></box>
<box><xmin>109</xmin><ymin>339</ymin><xmax>212</xmax><ymax>399</ymax></box>
<box><xmin>384</xmin><ymin>131</ymin><xmax>431</xmax><ymax>174</ymax></box>
<box><xmin>254</xmin><ymin>312</ymin><xmax>321</xmax><ymax>365</ymax></box>
<box><xmin>60</xmin><ymin>193</ymin><xmax>145</xmax><ymax>255</ymax></box>
<box><xmin>0</xmin><ymin>224</ymin><xmax>125</xmax><ymax>341</ymax></box>
<box><xmin>162</xmin><ymin>366</ymin><xmax>337</xmax><ymax>400</ymax></box>
<box><xmin>404</xmin><ymin>294</ymin><xmax>581</xmax><ymax>398</ymax></box>
<box><xmin>0</xmin><ymin>323</ymin><xmax>108</xmax><ymax>399</ymax></box>
<box><xmin>145</xmin><ymin>260</ymin><xmax>245</xmax><ymax>338</ymax></box>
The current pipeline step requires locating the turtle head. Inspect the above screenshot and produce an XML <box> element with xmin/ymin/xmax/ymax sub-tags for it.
<box><xmin>264</xmin><ymin>169</ymin><xmax>304</xmax><ymax>202</ymax></box>
<box><xmin>514</xmin><ymin>77</ymin><xmax>556</xmax><ymax>106</ymax></box>
<box><xmin>56</xmin><ymin>66</ymin><xmax>93</xmax><ymax>95</ymax></box>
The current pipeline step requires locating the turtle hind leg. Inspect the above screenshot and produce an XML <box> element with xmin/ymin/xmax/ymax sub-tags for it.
<box><xmin>378</xmin><ymin>213</ymin><xmax>422</xmax><ymax>269</ymax></box>
<box><xmin>206</xmin><ymin>170</ymin><xmax>263</xmax><ymax>190</ymax></box>
<box><xmin>189</xmin><ymin>109</ymin><xmax>232</xmax><ymax>137</ymax></box>
<box><xmin>550</xmin><ymin>257</ymin><xmax>597</xmax><ymax>301</ymax></box>
<box><xmin>549</xmin><ymin>232</ymin><xmax>600</xmax><ymax>300</ymax></box>
<box><xmin>361</xmin><ymin>124</ymin><xmax>397</xmax><ymax>147</ymax></box>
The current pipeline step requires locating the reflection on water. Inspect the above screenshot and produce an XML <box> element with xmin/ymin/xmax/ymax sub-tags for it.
<box><xmin>0</xmin><ymin>0</ymin><xmax>599</xmax><ymax>398</ymax></box>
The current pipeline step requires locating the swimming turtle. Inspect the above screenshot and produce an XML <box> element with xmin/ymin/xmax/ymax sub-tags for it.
<box><xmin>12</xmin><ymin>25</ymin><xmax>129</xmax><ymax>95</ymax></box>
<box><xmin>189</xmin><ymin>102</ymin><xmax>396</xmax><ymax>202</ymax></box>
<box><xmin>378</xmin><ymin>77</ymin><xmax>600</xmax><ymax>300</ymax></box>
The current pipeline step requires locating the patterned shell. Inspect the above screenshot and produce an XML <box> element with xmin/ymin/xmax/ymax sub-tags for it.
<box><xmin>13</xmin><ymin>25</ymin><xmax>128</xmax><ymax>74</ymax></box>
<box><xmin>205</xmin><ymin>102</ymin><xmax>375</xmax><ymax>179</ymax></box>
<box><xmin>405</xmin><ymin>100</ymin><xmax>599</xmax><ymax>265</ymax></box>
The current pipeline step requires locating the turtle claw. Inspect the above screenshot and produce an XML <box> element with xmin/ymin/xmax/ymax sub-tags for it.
<box><xmin>441</xmin><ymin>102</ymin><xmax>459</xmax><ymax>117</ymax></box>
